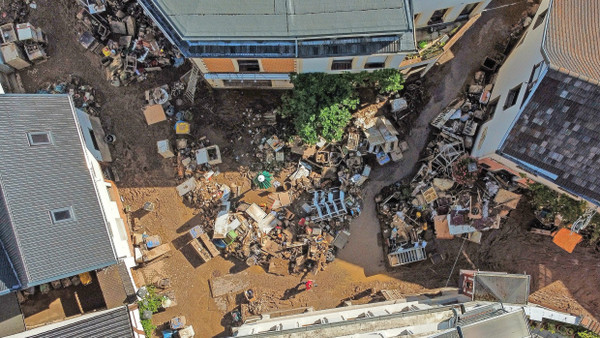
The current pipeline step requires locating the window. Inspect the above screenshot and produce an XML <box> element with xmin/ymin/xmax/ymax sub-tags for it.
<box><xmin>88</xmin><ymin>128</ymin><xmax>100</xmax><ymax>151</ymax></box>
<box><xmin>331</xmin><ymin>59</ymin><xmax>353</xmax><ymax>70</ymax></box>
<box><xmin>533</xmin><ymin>9</ymin><xmax>547</xmax><ymax>30</ymax></box>
<box><xmin>487</xmin><ymin>97</ymin><xmax>499</xmax><ymax>119</ymax></box>
<box><xmin>364</xmin><ymin>62</ymin><xmax>385</xmax><ymax>69</ymax></box>
<box><xmin>50</xmin><ymin>207</ymin><xmax>74</xmax><ymax>223</ymax></box>
<box><xmin>428</xmin><ymin>8</ymin><xmax>449</xmax><ymax>25</ymax></box>
<box><xmin>523</xmin><ymin>62</ymin><xmax>543</xmax><ymax>106</ymax></box>
<box><xmin>414</xmin><ymin>13</ymin><xmax>421</xmax><ymax>23</ymax></box>
<box><xmin>237</xmin><ymin>60</ymin><xmax>260</xmax><ymax>72</ymax></box>
<box><xmin>504</xmin><ymin>84</ymin><xmax>522</xmax><ymax>109</ymax></box>
<box><xmin>27</xmin><ymin>132</ymin><xmax>52</xmax><ymax>146</ymax></box>
<box><xmin>459</xmin><ymin>3</ymin><xmax>478</xmax><ymax>18</ymax></box>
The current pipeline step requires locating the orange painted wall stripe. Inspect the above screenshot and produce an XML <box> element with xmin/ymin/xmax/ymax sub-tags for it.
<box><xmin>261</xmin><ymin>59</ymin><xmax>295</xmax><ymax>73</ymax></box>
<box><xmin>203</xmin><ymin>58</ymin><xmax>235</xmax><ymax>72</ymax></box>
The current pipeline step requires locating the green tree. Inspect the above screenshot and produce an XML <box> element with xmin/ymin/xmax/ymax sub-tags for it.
<box><xmin>280</xmin><ymin>70</ymin><xmax>404</xmax><ymax>144</ymax></box>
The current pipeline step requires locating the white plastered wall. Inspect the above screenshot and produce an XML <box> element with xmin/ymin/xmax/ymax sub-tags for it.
<box><xmin>471</xmin><ymin>0</ymin><xmax>552</xmax><ymax>158</ymax></box>
<box><xmin>413</xmin><ymin>0</ymin><xmax>491</xmax><ymax>28</ymax></box>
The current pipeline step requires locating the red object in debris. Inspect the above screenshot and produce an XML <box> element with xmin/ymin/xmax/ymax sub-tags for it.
<box><xmin>298</xmin><ymin>218</ymin><xmax>306</xmax><ymax>226</ymax></box>
<box><xmin>305</xmin><ymin>280</ymin><xmax>314</xmax><ymax>291</ymax></box>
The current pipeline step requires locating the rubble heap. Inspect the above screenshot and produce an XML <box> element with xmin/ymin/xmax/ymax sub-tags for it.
<box><xmin>37</xmin><ymin>75</ymin><xmax>101</xmax><ymax>116</ymax></box>
<box><xmin>377</xmin><ymin>132</ymin><xmax>524</xmax><ymax>267</ymax></box>
<box><xmin>75</xmin><ymin>0</ymin><xmax>182</xmax><ymax>86</ymax></box>
<box><xmin>1</xmin><ymin>9</ymin><xmax>48</xmax><ymax>70</ymax></box>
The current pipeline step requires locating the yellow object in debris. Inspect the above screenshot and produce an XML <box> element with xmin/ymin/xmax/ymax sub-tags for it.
<box><xmin>175</xmin><ymin>121</ymin><xmax>190</xmax><ymax>135</ymax></box>
<box><xmin>79</xmin><ymin>272</ymin><xmax>92</xmax><ymax>285</ymax></box>
<box><xmin>102</xmin><ymin>47</ymin><xmax>112</xmax><ymax>57</ymax></box>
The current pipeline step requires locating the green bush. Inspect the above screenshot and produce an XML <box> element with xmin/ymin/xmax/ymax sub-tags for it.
<box><xmin>578</xmin><ymin>331</ymin><xmax>600</xmax><ymax>338</ymax></box>
<box><xmin>137</xmin><ymin>286</ymin><xmax>165</xmax><ymax>337</ymax></box>
<box><xmin>529</xmin><ymin>183</ymin><xmax>586</xmax><ymax>224</ymax></box>
<box><xmin>280</xmin><ymin>70</ymin><xmax>404</xmax><ymax>144</ymax></box>
<box><xmin>141</xmin><ymin>319</ymin><xmax>157</xmax><ymax>337</ymax></box>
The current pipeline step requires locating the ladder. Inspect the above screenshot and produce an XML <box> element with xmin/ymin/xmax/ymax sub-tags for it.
<box><xmin>184</xmin><ymin>64</ymin><xmax>200</xmax><ymax>104</ymax></box>
<box><xmin>571</xmin><ymin>206</ymin><xmax>596</xmax><ymax>233</ymax></box>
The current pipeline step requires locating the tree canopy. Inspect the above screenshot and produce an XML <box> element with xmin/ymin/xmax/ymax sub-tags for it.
<box><xmin>280</xmin><ymin>69</ymin><xmax>404</xmax><ymax>144</ymax></box>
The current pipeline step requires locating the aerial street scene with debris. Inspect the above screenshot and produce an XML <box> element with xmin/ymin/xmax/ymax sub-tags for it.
<box><xmin>1</xmin><ymin>0</ymin><xmax>600</xmax><ymax>337</ymax></box>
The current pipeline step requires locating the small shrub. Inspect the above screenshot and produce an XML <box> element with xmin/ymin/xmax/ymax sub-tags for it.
<box><xmin>141</xmin><ymin>319</ymin><xmax>157</xmax><ymax>337</ymax></box>
<box><xmin>137</xmin><ymin>286</ymin><xmax>166</xmax><ymax>337</ymax></box>
<box><xmin>529</xmin><ymin>183</ymin><xmax>586</xmax><ymax>224</ymax></box>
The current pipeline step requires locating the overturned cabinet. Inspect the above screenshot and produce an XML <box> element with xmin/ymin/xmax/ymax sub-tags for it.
<box><xmin>0</xmin><ymin>43</ymin><xmax>30</xmax><ymax>70</ymax></box>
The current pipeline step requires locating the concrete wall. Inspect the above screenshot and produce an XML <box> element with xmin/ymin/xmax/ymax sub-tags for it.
<box><xmin>472</xmin><ymin>0</ymin><xmax>551</xmax><ymax>158</ymax></box>
<box><xmin>84</xmin><ymin>148</ymin><xmax>135</xmax><ymax>267</ymax></box>
<box><xmin>195</xmin><ymin>54</ymin><xmax>408</xmax><ymax>89</ymax></box>
<box><xmin>413</xmin><ymin>0</ymin><xmax>490</xmax><ymax>28</ymax></box>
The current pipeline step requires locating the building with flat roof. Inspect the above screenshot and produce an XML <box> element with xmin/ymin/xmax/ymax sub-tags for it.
<box><xmin>138</xmin><ymin>0</ymin><xmax>491</xmax><ymax>89</ymax></box>
<box><xmin>232</xmin><ymin>288</ymin><xmax>581</xmax><ymax>337</ymax></box>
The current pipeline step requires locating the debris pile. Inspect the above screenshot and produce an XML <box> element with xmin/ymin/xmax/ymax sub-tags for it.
<box><xmin>377</xmin><ymin>132</ymin><xmax>523</xmax><ymax>267</ymax></box>
<box><xmin>37</xmin><ymin>75</ymin><xmax>101</xmax><ymax>115</ymax></box>
<box><xmin>429</xmin><ymin>71</ymin><xmax>494</xmax><ymax>150</ymax></box>
<box><xmin>75</xmin><ymin>0</ymin><xmax>183</xmax><ymax>86</ymax></box>
<box><xmin>0</xmin><ymin>20</ymin><xmax>48</xmax><ymax>70</ymax></box>
<box><xmin>154</xmin><ymin>88</ymin><xmax>427</xmax><ymax>276</ymax></box>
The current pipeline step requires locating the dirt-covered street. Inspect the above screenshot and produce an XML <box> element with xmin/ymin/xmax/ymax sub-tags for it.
<box><xmin>15</xmin><ymin>0</ymin><xmax>600</xmax><ymax>336</ymax></box>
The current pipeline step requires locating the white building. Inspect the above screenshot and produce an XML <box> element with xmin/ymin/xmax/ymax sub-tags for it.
<box><xmin>472</xmin><ymin>0</ymin><xmax>600</xmax><ymax>205</ymax></box>
<box><xmin>139</xmin><ymin>0</ymin><xmax>491</xmax><ymax>89</ymax></box>
<box><xmin>0</xmin><ymin>93</ymin><xmax>139</xmax><ymax>335</ymax></box>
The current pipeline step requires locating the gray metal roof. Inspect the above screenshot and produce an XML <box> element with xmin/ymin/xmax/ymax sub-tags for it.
<box><xmin>459</xmin><ymin>309</ymin><xmax>530</xmax><ymax>338</ymax></box>
<box><xmin>150</xmin><ymin>0</ymin><xmax>413</xmax><ymax>40</ymax></box>
<box><xmin>0</xmin><ymin>240</ymin><xmax>19</xmax><ymax>295</ymax></box>
<box><xmin>500</xmin><ymin>69</ymin><xmax>600</xmax><ymax>204</ymax></box>
<box><xmin>0</xmin><ymin>293</ymin><xmax>24</xmax><ymax>337</ymax></box>
<box><xmin>22</xmin><ymin>306</ymin><xmax>133</xmax><ymax>338</ymax></box>
<box><xmin>543</xmin><ymin>0</ymin><xmax>600</xmax><ymax>83</ymax></box>
<box><xmin>0</xmin><ymin>94</ymin><xmax>116</xmax><ymax>287</ymax></box>
<box><xmin>473</xmin><ymin>272</ymin><xmax>530</xmax><ymax>304</ymax></box>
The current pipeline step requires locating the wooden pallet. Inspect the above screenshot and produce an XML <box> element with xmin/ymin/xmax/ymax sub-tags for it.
<box><xmin>199</xmin><ymin>233</ymin><xmax>220</xmax><ymax>258</ymax></box>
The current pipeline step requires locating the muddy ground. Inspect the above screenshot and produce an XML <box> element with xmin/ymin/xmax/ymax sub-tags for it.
<box><xmin>17</xmin><ymin>0</ymin><xmax>600</xmax><ymax>336</ymax></box>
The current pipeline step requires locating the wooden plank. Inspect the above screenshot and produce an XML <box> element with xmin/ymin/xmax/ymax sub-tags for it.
<box><xmin>199</xmin><ymin>233</ymin><xmax>220</xmax><ymax>258</ymax></box>
<box><xmin>190</xmin><ymin>239</ymin><xmax>211</xmax><ymax>262</ymax></box>
<box><xmin>143</xmin><ymin>244</ymin><xmax>171</xmax><ymax>262</ymax></box>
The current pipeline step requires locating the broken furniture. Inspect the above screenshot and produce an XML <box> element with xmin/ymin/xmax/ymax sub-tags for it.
<box><xmin>364</xmin><ymin>117</ymin><xmax>403</xmax><ymax>164</ymax></box>
<box><xmin>1</xmin><ymin>23</ymin><xmax>18</xmax><ymax>43</ymax></box>
<box><xmin>157</xmin><ymin>139</ymin><xmax>175</xmax><ymax>158</ymax></box>
<box><xmin>0</xmin><ymin>42</ymin><xmax>30</xmax><ymax>70</ymax></box>
<box><xmin>388</xmin><ymin>243</ymin><xmax>427</xmax><ymax>267</ymax></box>
<box><xmin>310</xmin><ymin>189</ymin><xmax>348</xmax><ymax>222</ymax></box>
<box><xmin>196</xmin><ymin>145</ymin><xmax>222</xmax><ymax>166</ymax></box>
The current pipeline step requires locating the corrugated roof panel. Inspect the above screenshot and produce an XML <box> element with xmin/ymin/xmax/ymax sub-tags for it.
<box><xmin>544</xmin><ymin>0</ymin><xmax>600</xmax><ymax>82</ymax></box>
<box><xmin>0</xmin><ymin>95</ymin><xmax>116</xmax><ymax>286</ymax></box>
<box><xmin>0</xmin><ymin>240</ymin><xmax>19</xmax><ymax>294</ymax></box>
<box><xmin>25</xmin><ymin>306</ymin><xmax>133</xmax><ymax>338</ymax></box>
<box><xmin>149</xmin><ymin>0</ymin><xmax>412</xmax><ymax>40</ymax></box>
